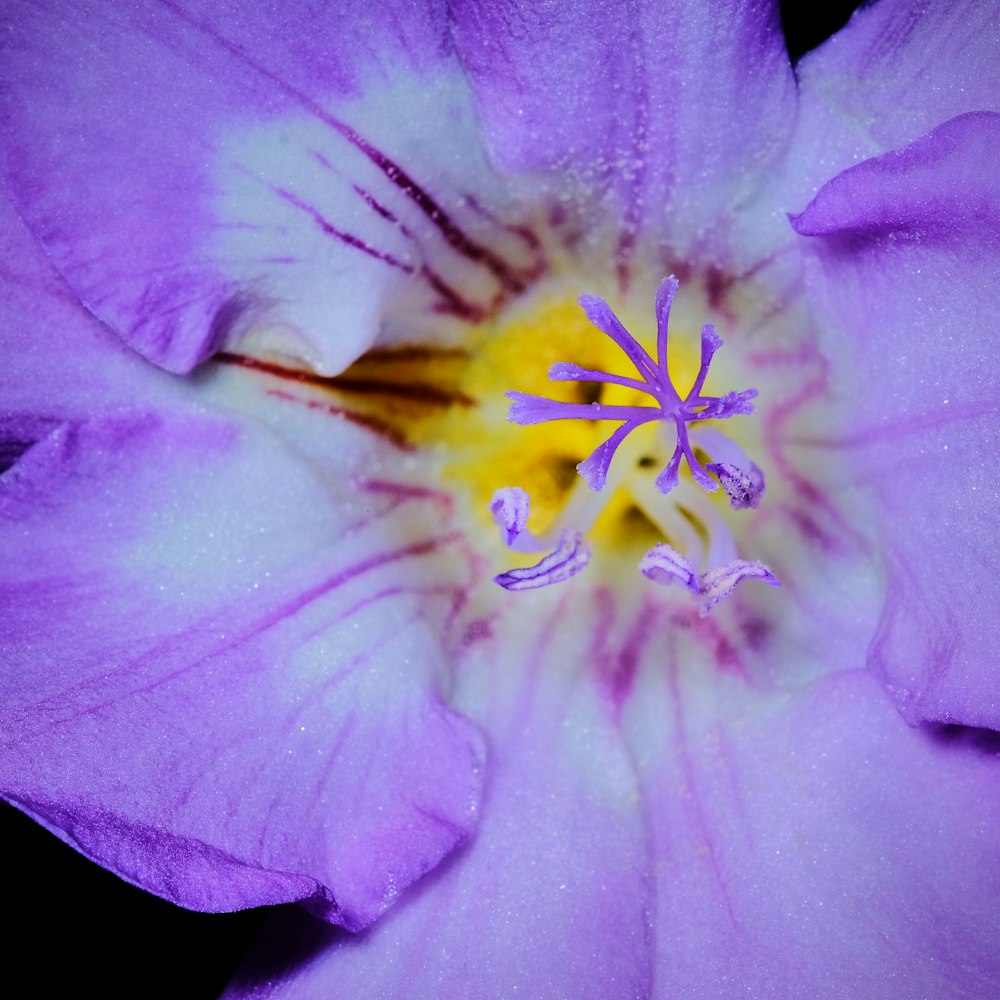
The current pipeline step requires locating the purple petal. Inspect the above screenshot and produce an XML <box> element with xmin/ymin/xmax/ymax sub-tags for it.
<box><xmin>224</xmin><ymin>602</ymin><xmax>651</xmax><ymax>998</ymax></box>
<box><xmin>2</xmin><ymin>1</ymin><xmax>528</xmax><ymax>374</ymax></box>
<box><xmin>449</xmin><ymin>0</ymin><xmax>796</xmax><ymax>253</ymax></box>
<box><xmin>793</xmin><ymin>111</ymin><xmax>1000</xmax><ymax>728</ymax></box>
<box><xmin>0</xmin><ymin>189</ymin><xmax>183</xmax><ymax>416</ymax></box>
<box><xmin>638</xmin><ymin>669</ymin><xmax>1000</xmax><ymax>997</ymax></box>
<box><xmin>0</xmin><ymin>411</ymin><xmax>483</xmax><ymax>928</ymax></box>
<box><xmin>224</xmin><ymin>637</ymin><xmax>1000</xmax><ymax>999</ymax></box>
<box><xmin>494</xmin><ymin>531</ymin><xmax>591</xmax><ymax>591</ymax></box>
<box><xmin>792</xmin><ymin>0</ymin><xmax>1000</xmax><ymax>204</ymax></box>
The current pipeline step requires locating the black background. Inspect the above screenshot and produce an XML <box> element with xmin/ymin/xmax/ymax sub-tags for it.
<box><xmin>4</xmin><ymin>3</ymin><xmax>863</xmax><ymax>996</ymax></box>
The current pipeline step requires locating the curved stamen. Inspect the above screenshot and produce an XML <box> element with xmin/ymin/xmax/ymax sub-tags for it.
<box><xmin>690</xmin><ymin>425</ymin><xmax>766</xmax><ymax>509</ymax></box>
<box><xmin>640</xmin><ymin>543</ymin><xmax>780</xmax><ymax>615</ymax></box>
<box><xmin>494</xmin><ymin>530</ymin><xmax>592</xmax><ymax>591</ymax></box>
<box><xmin>706</xmin><ymin>462</ymin><xmax>764</xmax><ymax>510</ymax></box>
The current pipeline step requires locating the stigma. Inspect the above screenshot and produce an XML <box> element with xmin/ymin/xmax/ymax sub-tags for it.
<box><xmin>492</xmin><ymin>275</ymin><xmax>779</xmax><ymax>612</ymax></box>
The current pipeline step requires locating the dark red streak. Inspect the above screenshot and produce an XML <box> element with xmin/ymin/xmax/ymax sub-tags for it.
<box><xmin>343</xmin><ymin>131</ymin><xmax>530</xmax><ymax>294</ymax></box>
<box><xmin>330</xmin><ymin>376</ymin><xmax>474</xmax><ymax>408</ymax></box>
<box><xmin>273</xmin><ymin>186</ymin><xmax>414</xmax><ymax>272</ymax></box>
<box><xmin>361</xmin><ymin>344</ymin><xmax>468</xmax><ymax>362</ymax></box>
<box><xmin>264</xmin><ymin>388</ymin><xmax>414</xmax><ymax>451</ymax></box>
<box><xmin>421</xmin><ymin>265</ymin><xmax>490</xmax><ymax>324</ymax></box>
<box><xmin>216</xmin><ymin>351</ymin><xmax>473</xmax><ymax>408</ymax></box>
<box><xmin>352</xmin><ymin>183</ymin><xmax>409</xmax><ymax>231</ymax></box>
<box><xmin>351</xmin><ymin>184</ymin><xmax>498</xmax><ymax>322</ymax></box>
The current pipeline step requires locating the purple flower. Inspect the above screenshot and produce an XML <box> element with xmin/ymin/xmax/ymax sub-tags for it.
<box><xmin>3</xmin><ymin>1</ymin><xmax>1000</xmax><ymax>997</ymax></box>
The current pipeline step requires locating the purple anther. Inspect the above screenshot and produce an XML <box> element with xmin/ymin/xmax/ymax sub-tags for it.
<box><xmin>641</xmin><ymin>544</ymin><xmax>780</xmax><ymax>613</ymax></box>
<box><xmin>490</xmin><ymin>486</ymin><xmax>532</xmax><ymax>548</ymax></box>
<box><xmin>638</xmin><ymin>543</ymin><xmax>699</xmax><ymax>591</ymax></box>
<box><xmin>698</xmin><ymin>559</ymin><xmax>780</xmax><ymax>613</ymax></box>
<box><xmin>706</xmin><ymin>461</ymin><xmax>765</xmax><ymax>510</ymax></box>
<box><xmin>494</xmin><ymin>531</ymin><xmax>592</xmax><ymax>591</ymax></box>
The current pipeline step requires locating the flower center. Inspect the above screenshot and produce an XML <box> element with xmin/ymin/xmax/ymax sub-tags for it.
<box><xmin>423</xmin><ymin>275</ymin><xmax>779</xmax><ymax>612</ymax></box>
<box><xmin>211</xmin><ymin>273</ymin><xmax>780</xmax><ymax>614</ymax></box>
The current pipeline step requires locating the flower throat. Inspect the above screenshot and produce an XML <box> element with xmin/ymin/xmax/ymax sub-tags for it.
<box><xmin>218</xmin><ymin>276</ymin><xmax>779</xmax><ymax>613</ymax></box>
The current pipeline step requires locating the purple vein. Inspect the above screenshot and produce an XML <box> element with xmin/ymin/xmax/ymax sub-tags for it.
<box><xmin>272</xmin><ymin>186</ymin><xmax>413</xmax><ymax>272</ymax></box>
<box><xmin>156</xmin><ymin>0</ymin><xmax>528</xmax><ymax>291</ymax></box>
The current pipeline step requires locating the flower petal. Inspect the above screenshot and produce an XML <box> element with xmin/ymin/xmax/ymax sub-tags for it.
<box><xmin>631</xmin><ymin>663</ymin><xmax>1000</xmax><ymax>997</ymax></box>
<box><xmin>224</xmin><ymin>598</ymin><xmax>652</xmax><ymax>998</ymax></box>
<box><xmin>224</xmin><ymin>609</ymin><xmax>1000</xmax><ymax>999</ymax></box>
<box><xmin>0</xmin><ymin>410</ymin><xmax>484</xmax><ymax>928</ymax></box>
<box><xmin>450</xmin><ymin>0</ymin><xmax>796</xmax><ymax>253</ymax></box>
<box><xmin>2</xmin><ymin>1</ymin><xmax>535</xmax><ymax>374</ymax></box>
<box><xmin>790</xmin><ymin>0</ymin><xmax>1000</xmax><ymax>204</ymax></box>
<box><xmin>792</xmin><ymin>112</ymin><xmax>1000</xmax><ymax>727</ymax></box>
<box><xmin>0</xmin><ymin>189</ymin><xmax>184</xmax><ymax>418</ymax></box>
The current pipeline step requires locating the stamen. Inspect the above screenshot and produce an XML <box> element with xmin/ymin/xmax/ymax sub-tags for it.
<box><xmin>491</xmin><ymin>486</ymin><xmax>593</xmax><ymax>588</ymax></box>
<box><xmin>697</xmin><ymin>559</ymin><xmax>781</xmax><ymax>612</ymax></box>
<box><xmin>494</xmin><ymin>530</ymin><xmax>592</xmax><ymax>591</ymax></box>
<box><xmin>638</xmin><ymin>543</ymin><xmax>699</xmax><ymax>592</ymax></box>
<box><xmin>640</xmin><ymin>544</ymin><xmax>780</xmax><ymax>615</ymax></box>
<box><xmin>689</xmin><ymin>425</ymin><xmax>766</xmax><ymax>509</ymax></box>
<box><xmin>706</xmin><ymin>462</ymin><xmax>764</xmax><ymax>510</ymax></box>
<box><xmin>490</xmin><ymin>486</ymin><xmax>533</xmax><ymax>551</ymax></box>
